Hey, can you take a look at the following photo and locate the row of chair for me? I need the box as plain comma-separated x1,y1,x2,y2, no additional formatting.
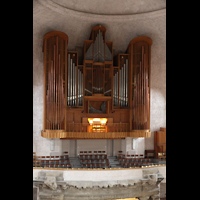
79,151,106,154
81,163,110,168
79,154,107,159
33,162,72,168
33,155,69,160
120,162,153,168
80,159,109,164
118,158,151,163
117,154,144,159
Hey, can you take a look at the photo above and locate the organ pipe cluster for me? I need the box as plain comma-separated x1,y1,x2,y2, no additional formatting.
132,46,149,129
85,29,112,62
93,29,104,62
113,59,128,107
46,37,65,130
67,54,83,106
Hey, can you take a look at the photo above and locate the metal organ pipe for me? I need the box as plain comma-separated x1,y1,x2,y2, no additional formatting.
125,59,128,106
115,59,128,107
132,46,149,130
46,37,65,130
67,54,83,106
67,54,70,106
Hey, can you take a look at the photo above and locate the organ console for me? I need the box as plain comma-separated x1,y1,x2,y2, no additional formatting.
41,25,152,139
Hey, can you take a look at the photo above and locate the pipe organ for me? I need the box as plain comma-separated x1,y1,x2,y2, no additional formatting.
43,31,68,131
41,26,152,139
67,53,83,106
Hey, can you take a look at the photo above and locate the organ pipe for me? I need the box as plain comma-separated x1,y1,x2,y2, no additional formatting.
46,36,65,130
67,53,83,106
132,46,149,129
116,59,128,107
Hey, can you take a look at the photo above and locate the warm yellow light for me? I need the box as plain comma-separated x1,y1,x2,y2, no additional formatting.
100,118,107,125
93,118,100,121
88,118,107,125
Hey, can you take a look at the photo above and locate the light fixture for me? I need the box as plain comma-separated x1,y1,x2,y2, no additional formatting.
88,118,107,125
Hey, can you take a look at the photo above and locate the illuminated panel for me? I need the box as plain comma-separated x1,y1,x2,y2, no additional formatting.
87,118,108,132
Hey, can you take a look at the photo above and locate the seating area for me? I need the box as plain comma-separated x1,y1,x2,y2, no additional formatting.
117,158,152,168
78,151,110,168
33,152,72,168
116,151,153,168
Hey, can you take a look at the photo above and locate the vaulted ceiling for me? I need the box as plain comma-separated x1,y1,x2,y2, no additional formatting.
33,0,166,66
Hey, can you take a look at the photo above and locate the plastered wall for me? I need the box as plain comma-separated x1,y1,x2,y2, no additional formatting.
33,1,166,155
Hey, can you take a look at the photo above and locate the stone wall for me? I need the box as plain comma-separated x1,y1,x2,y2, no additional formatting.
33,166,165,200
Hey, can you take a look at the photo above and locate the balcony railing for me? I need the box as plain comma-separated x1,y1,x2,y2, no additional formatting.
66,123,130,132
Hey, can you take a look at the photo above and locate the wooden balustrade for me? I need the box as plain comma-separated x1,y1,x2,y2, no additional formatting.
41,123,151,139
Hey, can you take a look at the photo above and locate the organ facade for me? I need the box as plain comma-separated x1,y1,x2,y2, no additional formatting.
41,25,152,139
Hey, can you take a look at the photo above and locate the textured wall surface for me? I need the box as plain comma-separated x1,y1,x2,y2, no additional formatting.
33,0,166,155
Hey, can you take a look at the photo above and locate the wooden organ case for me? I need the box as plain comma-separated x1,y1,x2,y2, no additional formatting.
41,26,152,139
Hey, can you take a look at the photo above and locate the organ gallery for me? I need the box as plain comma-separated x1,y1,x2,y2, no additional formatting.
41,25,152,139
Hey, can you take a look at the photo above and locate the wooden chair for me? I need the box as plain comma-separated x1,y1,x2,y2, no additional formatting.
82,164,87,168
102,151,106,154
145,158,150,162
85,155,88,159
92,163,96,168
105,159,109,163
83,151,87,154
46,156,50,160
63,155,68,159
126,155,131,158
127,163,131,168
96,163,100,168
89,155,93,159
131,154,135,158
55,160,59,165
134,162,139,167
117,154,122,159
99,155,103,159
87,159,91,163
139,154,144,158
67,164,72,168
94,155,98,159
88,151,92,154
49,164,54,168
94,151,98,154
63,151,68,154
59,159,65,164
105,163,110,168
41,160,45,167
121,162,125,168
118,151,123,154
54,164,59,168
50,156,55,160
98,151,101,154
55,156,60,159
49,160,55,165
101,163,105,168
135,154,138,158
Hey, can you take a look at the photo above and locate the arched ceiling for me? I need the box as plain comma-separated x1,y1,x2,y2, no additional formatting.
33,0,166,66
49,0,166,15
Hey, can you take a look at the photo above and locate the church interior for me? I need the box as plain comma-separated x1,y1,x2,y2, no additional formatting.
33,0,166,199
